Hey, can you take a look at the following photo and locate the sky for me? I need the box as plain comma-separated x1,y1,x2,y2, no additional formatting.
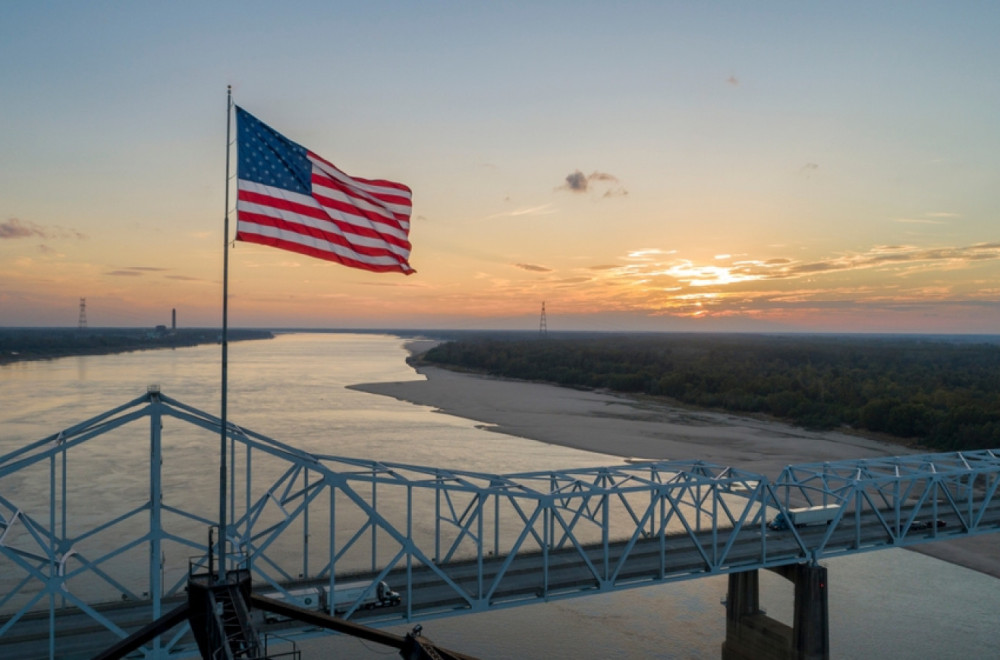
1,2,998,333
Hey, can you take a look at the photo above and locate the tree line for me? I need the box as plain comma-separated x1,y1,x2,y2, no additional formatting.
0,327,273,364
421,333,1000,452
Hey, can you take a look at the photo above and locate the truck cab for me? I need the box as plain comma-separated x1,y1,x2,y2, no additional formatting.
768,504,840,531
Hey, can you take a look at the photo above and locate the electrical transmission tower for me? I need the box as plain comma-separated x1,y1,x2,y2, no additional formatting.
539,301,547,337
78,298,87,330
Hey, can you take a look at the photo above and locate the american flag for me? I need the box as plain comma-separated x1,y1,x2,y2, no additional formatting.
235,106,414,274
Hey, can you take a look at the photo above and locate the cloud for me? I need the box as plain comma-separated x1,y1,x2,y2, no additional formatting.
774,243,1000,278
483,204,556,220
1,218,39,239
514,263,553,273
106,266,170,277
626,249,677,261
563,170,588,192
559,170,628,197
894,211,959,225
554,276,592,286
618,243,1000,289
0,218,86,240
504,240,1000,330
895,217,947,225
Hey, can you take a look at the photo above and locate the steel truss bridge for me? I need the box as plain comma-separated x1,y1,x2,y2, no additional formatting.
2,388,999,658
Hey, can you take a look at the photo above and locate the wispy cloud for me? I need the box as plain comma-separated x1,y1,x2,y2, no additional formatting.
0,218,87,240
895,211,962,225
0,218,41,239
106,266,170,277
483,204,556,220
894,218,948,225
514,263,553,273
615,244,1000,286
799,163,819,177
466,239,1000,331
555,242,1000,320
764,243,1000,279
894,211,958,225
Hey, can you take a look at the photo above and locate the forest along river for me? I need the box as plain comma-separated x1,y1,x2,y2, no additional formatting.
0,333,996,658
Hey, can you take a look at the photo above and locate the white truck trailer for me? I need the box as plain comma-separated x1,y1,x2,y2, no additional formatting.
261,579,400,622
767,504,840,531
328,579,401,614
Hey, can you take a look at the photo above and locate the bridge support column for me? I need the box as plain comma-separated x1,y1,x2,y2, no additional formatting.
721,564,829,660
790,563,828,659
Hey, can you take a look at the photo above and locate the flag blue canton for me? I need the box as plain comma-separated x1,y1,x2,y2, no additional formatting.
236,107,311,195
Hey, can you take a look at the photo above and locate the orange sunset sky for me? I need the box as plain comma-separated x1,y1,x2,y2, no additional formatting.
2,3,998,333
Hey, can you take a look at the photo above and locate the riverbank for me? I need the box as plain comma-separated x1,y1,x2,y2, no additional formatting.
0,327,273,365
350,338,1000,578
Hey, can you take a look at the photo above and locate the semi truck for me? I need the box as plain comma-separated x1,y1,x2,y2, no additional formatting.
767,504,840,531
328,579,401,615
261,579,401,622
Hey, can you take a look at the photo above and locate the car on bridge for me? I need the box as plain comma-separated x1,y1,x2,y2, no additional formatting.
910,519,947,531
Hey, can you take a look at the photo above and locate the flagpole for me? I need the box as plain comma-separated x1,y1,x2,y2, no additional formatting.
219,85,232,581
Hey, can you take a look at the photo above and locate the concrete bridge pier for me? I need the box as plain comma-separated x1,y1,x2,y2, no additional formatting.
721,564,829,660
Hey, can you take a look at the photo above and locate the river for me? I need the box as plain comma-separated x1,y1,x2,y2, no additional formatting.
0,332,996,658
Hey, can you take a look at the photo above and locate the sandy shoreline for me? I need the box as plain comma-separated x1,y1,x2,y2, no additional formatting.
349,339,1000,578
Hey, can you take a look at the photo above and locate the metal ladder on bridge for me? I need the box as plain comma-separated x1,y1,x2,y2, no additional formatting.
209,580,262,660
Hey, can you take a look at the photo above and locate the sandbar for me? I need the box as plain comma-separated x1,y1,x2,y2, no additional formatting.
350,339,1000,578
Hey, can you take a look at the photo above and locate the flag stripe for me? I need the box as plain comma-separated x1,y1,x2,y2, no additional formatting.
237,202,411,261
307,168,411,231
310,169,411,227
234,106,414,274
238,181,412,252
237,213,407,263
308,152,412,213
237,226,412,272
